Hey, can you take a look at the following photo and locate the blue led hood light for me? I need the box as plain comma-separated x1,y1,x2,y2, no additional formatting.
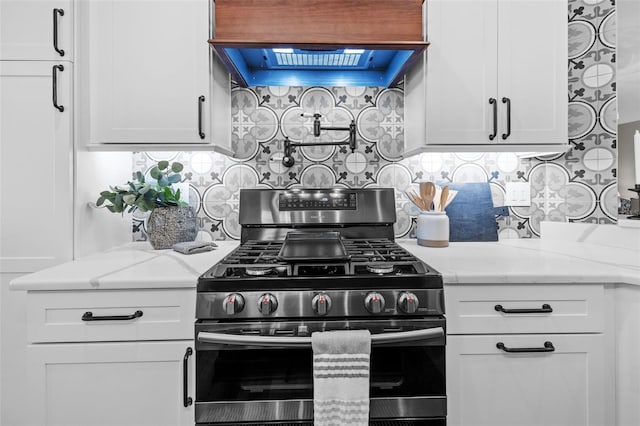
209,42,428,87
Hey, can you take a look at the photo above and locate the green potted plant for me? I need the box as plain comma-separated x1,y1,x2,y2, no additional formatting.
96,161,197,249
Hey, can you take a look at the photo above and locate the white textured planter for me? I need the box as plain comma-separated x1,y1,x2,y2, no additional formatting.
147,206,197,249
416,211,449,247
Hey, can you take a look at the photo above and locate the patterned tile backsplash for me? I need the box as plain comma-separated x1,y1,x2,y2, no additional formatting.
133,0,617,242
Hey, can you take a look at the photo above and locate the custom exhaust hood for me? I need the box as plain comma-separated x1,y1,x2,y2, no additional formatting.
209,0,428,87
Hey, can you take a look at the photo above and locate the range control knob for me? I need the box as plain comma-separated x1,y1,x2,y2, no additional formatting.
223,293,245,315
364,292,386,314
397,292,420,314
311,293,332,316
257,293,278,315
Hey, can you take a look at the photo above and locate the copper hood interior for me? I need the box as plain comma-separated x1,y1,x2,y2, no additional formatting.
209,0,428,87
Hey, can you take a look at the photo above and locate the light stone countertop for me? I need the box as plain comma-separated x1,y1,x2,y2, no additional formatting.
9,241,239,291
398,238,640,285
10,223,640,291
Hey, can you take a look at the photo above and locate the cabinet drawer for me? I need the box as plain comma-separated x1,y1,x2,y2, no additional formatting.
446,333,606,426
27,289,195,343
445,284,604,334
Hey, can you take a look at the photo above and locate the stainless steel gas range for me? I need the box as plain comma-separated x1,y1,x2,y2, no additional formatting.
194,188,446,426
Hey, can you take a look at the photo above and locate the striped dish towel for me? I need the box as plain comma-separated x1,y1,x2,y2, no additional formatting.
311,329,371,426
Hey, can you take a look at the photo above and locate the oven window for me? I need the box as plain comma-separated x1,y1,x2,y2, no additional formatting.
196,346,445,402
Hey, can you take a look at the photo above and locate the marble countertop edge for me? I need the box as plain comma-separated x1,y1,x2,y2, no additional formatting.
9,237,639,291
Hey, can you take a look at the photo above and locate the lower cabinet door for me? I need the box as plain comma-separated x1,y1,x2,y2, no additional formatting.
447,334,606,426
27,341,194,426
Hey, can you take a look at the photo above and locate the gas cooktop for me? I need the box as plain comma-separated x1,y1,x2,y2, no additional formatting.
197,238,442,292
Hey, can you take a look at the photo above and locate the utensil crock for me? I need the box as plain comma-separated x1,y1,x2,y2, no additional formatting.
416,211,449,247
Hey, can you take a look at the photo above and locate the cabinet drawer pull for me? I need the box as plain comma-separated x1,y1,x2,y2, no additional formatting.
53,8,65,56
52,64,64,112
198,95,205,139
494,303,552,314
501,97,511,140
81,310,143,321
183,347,193,407
497,341,555,353
489,98,497,140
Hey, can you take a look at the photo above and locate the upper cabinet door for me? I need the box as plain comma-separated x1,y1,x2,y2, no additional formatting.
82,0,211,144
497,0,568,144
404,0,568,152
0,61,73,273
0,0,74,61
424,0,499,145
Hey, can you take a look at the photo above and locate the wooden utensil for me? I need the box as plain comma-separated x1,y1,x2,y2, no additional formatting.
419,182,427,200
439,186,449,212
420,182,436,211
405,190,426,211
433,186,441,211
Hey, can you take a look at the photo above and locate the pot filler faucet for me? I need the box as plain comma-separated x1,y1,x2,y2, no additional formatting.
282,113,357,167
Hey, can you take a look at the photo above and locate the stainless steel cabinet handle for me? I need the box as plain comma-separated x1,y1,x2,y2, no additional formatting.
502,97,511,140
489,98,497,140
52,65,64,112
53,8,65,56
198,95,205,139
183,347,193,407
497,341,555,353
197,327,445,348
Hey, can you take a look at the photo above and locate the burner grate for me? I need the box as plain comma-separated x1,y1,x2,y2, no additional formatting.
343,239,418,264
210,238,427,280
223,241,285,265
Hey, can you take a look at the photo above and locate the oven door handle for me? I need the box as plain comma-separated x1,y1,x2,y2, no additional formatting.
197,327,445,347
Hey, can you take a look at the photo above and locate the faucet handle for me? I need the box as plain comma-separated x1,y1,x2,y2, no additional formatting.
282,137,295,167
349,120,357,152
299,113,322,136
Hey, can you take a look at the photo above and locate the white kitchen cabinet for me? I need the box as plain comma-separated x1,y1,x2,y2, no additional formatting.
0,0,74,61
496,0,567,145
445,284,605,334
447,334,605,426
0,273,29,426
613,285,640,426
0,61,73,273
27,289,195,343
445,283,609,426
76,0,233,152
27,341,195,426
404,0,568,154
24,288,196,426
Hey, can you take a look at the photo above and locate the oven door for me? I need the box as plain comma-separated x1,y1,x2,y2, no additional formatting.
194,318,446,425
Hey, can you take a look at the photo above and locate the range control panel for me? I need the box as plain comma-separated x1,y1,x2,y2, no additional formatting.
278,190,357,211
